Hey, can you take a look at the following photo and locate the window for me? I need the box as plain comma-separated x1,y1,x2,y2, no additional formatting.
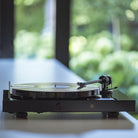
14,0,55,59
70,0,138,114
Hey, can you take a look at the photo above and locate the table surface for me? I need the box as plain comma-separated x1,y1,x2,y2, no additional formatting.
0,59,138,137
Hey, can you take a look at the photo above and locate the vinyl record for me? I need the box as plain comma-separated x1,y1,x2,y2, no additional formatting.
11,82,100,99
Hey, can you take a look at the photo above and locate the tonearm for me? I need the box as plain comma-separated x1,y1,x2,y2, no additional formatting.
77,75,117,98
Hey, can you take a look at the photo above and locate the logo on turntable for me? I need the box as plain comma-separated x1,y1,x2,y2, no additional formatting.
90,104,94,109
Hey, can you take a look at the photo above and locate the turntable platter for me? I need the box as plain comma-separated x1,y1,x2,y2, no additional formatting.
11,83,100,99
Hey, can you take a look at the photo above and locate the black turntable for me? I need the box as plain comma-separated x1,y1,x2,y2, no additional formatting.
2,75,135,118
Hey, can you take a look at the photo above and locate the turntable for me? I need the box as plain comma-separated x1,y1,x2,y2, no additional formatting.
2,75,135,119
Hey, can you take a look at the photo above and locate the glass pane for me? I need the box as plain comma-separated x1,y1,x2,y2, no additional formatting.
70,0,138,116
14,0,55,59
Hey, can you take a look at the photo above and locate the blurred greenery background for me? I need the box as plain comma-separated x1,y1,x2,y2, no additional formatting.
14,0,138,118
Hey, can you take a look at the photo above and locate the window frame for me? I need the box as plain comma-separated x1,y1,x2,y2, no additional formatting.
0,0,70,67
0,0,14,58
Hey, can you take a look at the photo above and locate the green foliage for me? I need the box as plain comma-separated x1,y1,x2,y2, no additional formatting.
14,0,54,59
90,31,114,56
128,85,138,98
99,51,136,87
71,0,138,51
14,30,54,59
131,113,138,119
70,52,102,80
69,36,87,56
69,31,138,100
120,34,133,51
69,34,138,88
14,0,45,33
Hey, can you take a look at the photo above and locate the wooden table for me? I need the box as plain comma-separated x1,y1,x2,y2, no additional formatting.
0,59,138,137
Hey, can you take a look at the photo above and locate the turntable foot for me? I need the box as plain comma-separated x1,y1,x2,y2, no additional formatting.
16,112,28,119
102,112,108,118
102,112,119,119
108,112,119,118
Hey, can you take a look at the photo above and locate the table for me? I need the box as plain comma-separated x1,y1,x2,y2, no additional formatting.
0,59,138,137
